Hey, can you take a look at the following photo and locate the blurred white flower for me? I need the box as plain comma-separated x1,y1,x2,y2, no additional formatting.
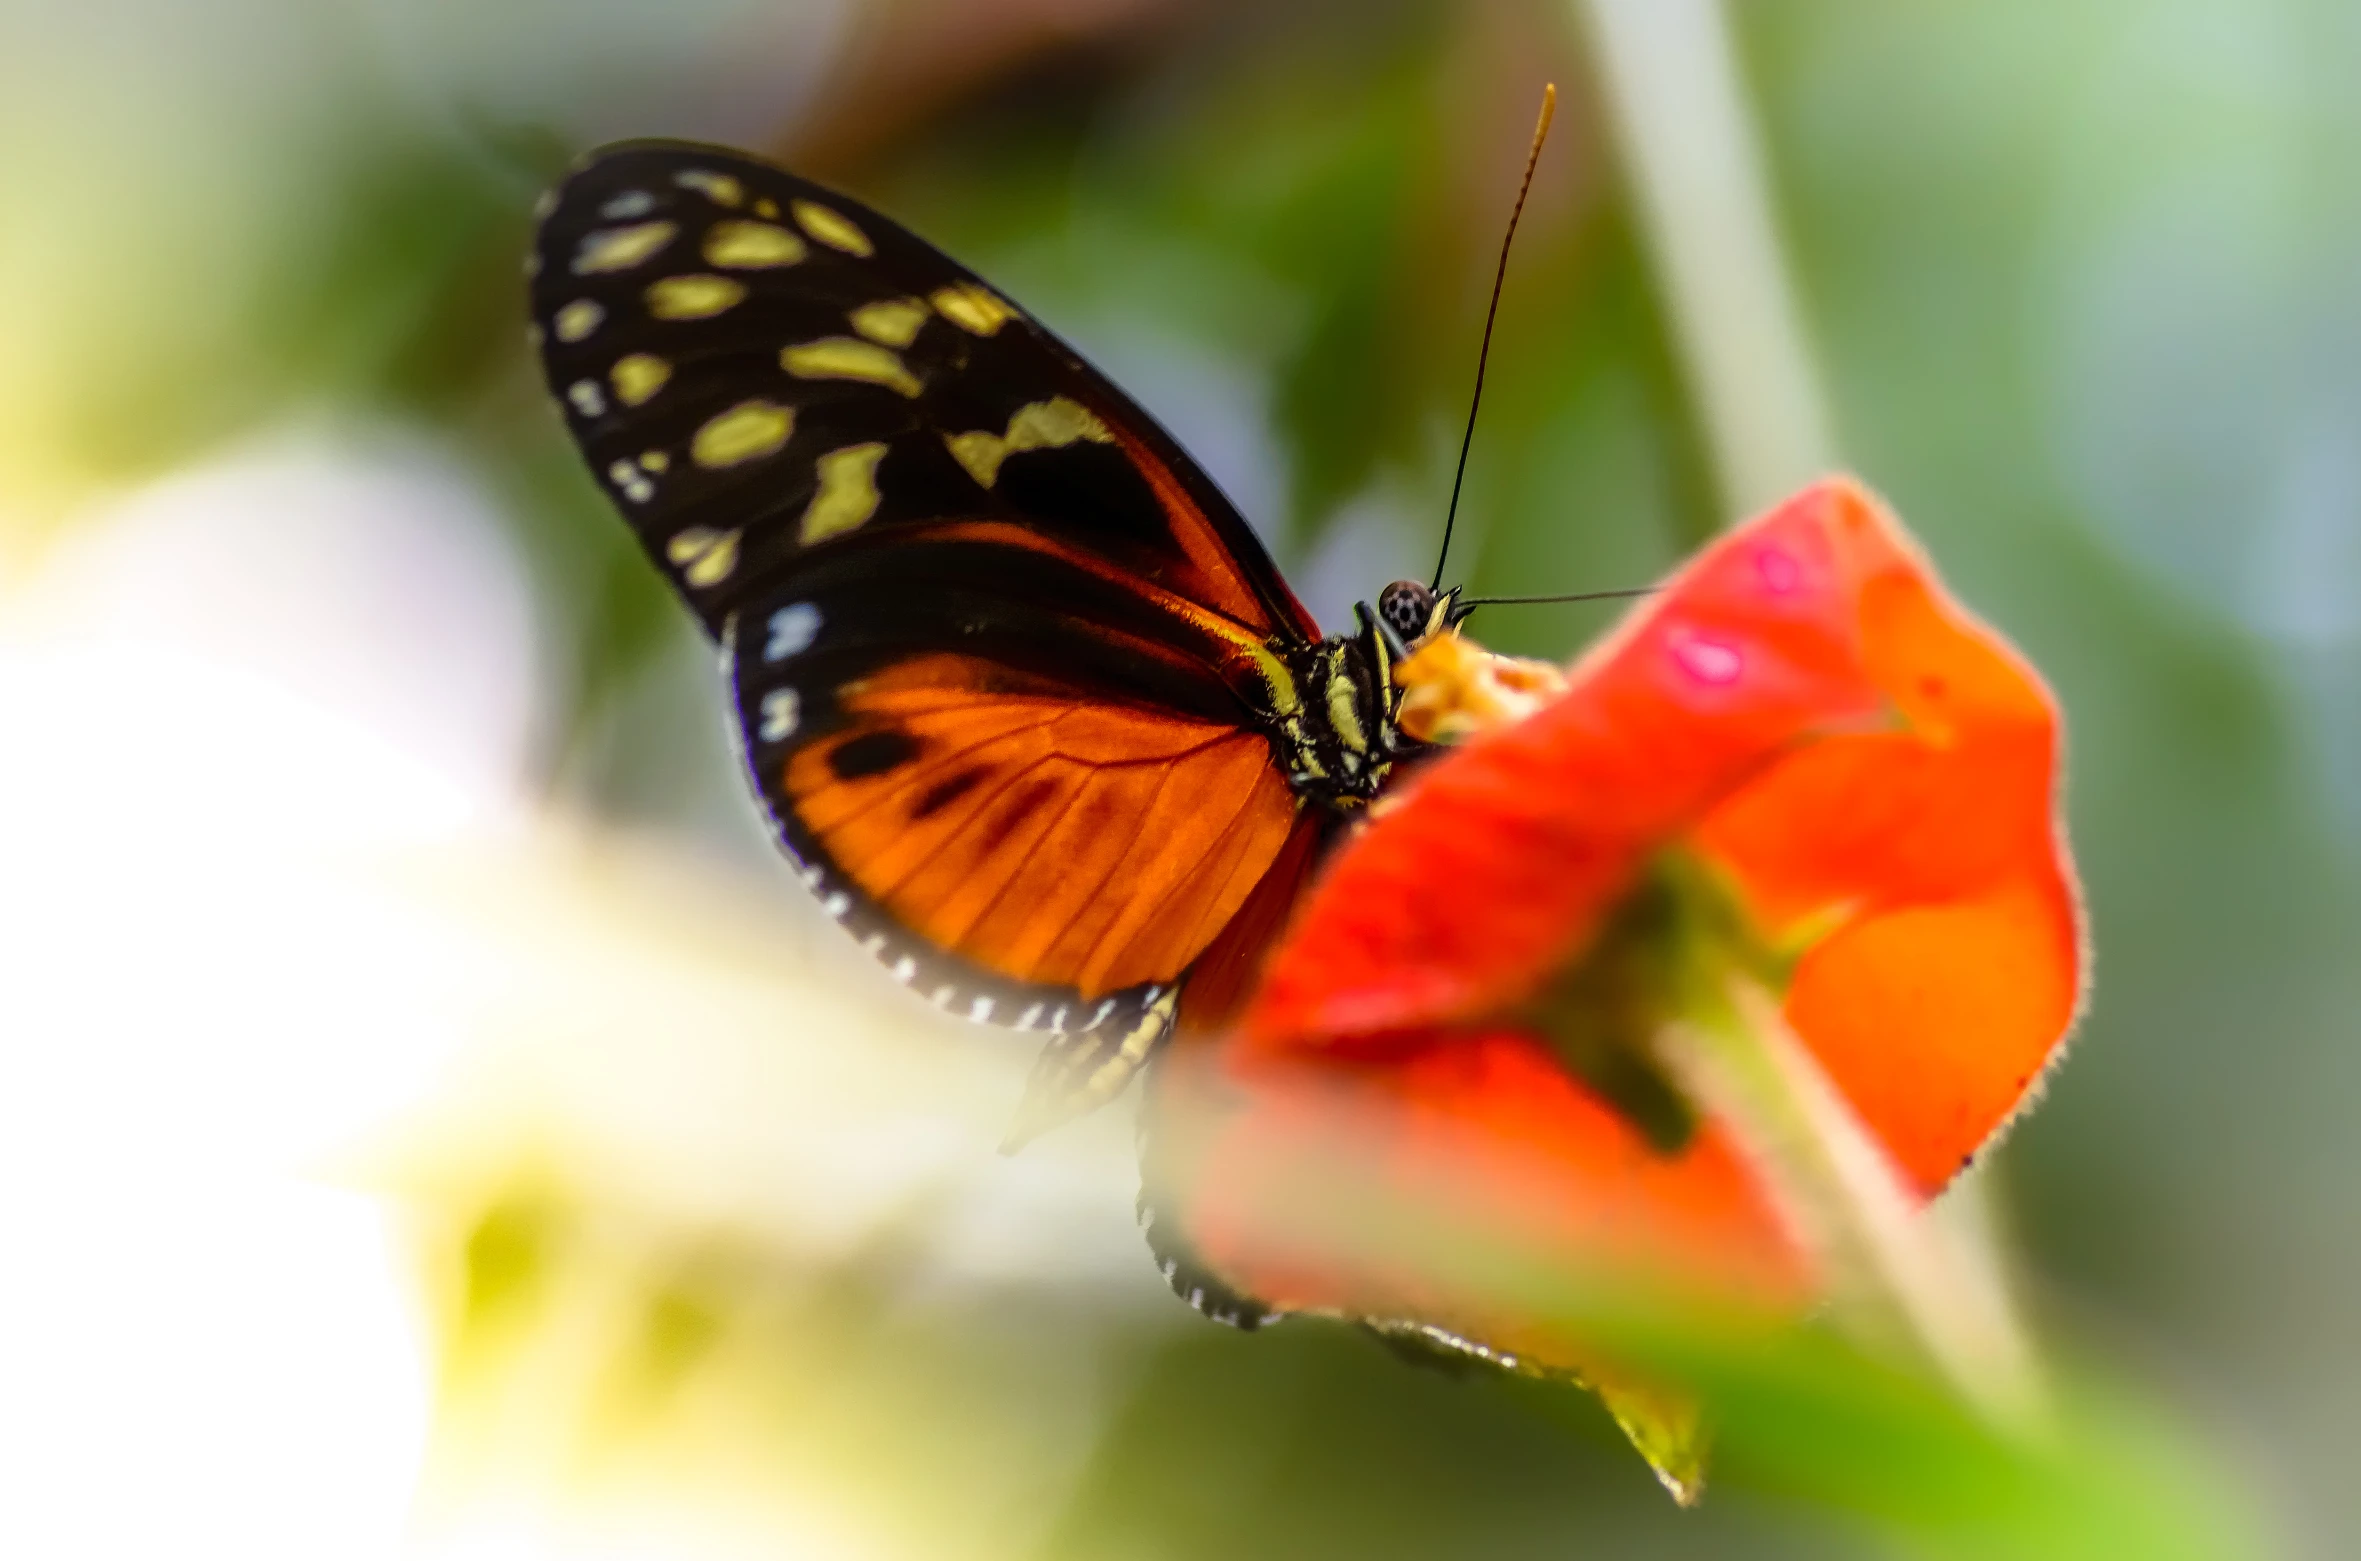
0,426,1160,1561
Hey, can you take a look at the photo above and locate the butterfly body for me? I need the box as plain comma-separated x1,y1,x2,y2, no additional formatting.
529,141,1420,1132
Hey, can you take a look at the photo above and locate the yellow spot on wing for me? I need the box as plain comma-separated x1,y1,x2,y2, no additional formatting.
781,337,923,398
930,282,1015,336
685,535,739,586
705,220,806,269
554,299,604,342
942,395,1114,487
611,353,672,406
574,221,678,274
849,298,929,347
692,400,795,468
799,442,890,545
674,169,744,207
640,449,670,472
667,528,719,564
754,197,780,219
1010,396,1113,449
668,527,742,587
646,273,747,319
792,199,872,256
944,432,1004,488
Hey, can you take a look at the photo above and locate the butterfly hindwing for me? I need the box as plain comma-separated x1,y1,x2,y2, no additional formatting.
728,591,1303,1000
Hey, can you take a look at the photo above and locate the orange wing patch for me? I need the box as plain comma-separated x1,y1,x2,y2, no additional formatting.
1102,421,1323,642
786,656,1303,999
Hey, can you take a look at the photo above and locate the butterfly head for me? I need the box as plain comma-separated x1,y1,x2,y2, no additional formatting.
1373,580,1476,654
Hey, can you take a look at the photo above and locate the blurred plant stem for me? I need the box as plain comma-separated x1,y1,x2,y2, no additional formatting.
1658,977,2047,1431
1572,0,1835,515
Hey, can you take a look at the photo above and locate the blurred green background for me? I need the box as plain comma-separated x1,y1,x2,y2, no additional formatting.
3,0,2356,1556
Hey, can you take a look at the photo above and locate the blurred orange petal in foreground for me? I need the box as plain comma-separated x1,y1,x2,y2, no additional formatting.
1143,477,2083,1418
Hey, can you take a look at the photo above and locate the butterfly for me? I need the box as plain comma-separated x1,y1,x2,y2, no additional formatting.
527,141,1460,1144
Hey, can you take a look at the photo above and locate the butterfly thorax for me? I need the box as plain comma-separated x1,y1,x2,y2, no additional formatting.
1266,617,1404,810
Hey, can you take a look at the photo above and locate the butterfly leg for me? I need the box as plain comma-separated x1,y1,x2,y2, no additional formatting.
999,986,1178,1151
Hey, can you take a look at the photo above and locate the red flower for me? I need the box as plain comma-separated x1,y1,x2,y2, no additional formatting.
1142,477,2083,1379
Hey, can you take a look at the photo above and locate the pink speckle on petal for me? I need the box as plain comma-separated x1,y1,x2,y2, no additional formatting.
1672,634,1743,687
1755,547,1802,595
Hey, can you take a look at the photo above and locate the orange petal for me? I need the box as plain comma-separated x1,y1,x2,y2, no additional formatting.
1148,1025,1810,1344
1692,481,2083,1191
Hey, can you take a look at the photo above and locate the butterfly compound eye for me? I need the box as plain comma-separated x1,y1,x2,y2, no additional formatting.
1378,580,1437,643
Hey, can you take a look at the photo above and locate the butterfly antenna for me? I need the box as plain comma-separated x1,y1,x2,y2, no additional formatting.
1448,584,1657,626
1432,81,1558,593
1457,586,1656,608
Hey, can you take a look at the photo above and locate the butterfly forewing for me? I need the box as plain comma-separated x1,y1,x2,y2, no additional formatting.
528,141,1315,642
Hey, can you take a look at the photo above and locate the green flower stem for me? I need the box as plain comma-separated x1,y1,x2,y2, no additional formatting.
1655,972,2049,1432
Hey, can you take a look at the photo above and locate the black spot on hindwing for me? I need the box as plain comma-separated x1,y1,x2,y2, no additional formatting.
911,769,985,819
973,777,1062,856
830,729,920,780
